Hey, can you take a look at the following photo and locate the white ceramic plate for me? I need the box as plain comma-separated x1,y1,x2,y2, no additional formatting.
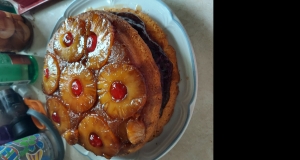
51,0,198,159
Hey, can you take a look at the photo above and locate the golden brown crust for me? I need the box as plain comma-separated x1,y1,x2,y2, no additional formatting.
106,8,180,139
154,46,180,137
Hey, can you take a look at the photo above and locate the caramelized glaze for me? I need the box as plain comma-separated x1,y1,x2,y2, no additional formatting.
43,9,178,158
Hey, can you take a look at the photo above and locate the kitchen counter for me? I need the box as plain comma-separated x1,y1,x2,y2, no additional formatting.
25,0,213,159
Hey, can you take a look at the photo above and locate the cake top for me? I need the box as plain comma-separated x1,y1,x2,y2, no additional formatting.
42,9,179,159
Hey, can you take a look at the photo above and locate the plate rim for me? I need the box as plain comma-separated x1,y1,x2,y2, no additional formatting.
147,1,198,159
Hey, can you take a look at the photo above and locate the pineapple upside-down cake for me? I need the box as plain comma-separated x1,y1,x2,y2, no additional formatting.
42,9,179,159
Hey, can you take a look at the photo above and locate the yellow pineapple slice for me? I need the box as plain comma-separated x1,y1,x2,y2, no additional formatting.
117,118,145,145
126,119,146,144
78,114,120,159
85,13,115,69
47,97,71,134
97,63,147,119
53,17,86,62
42,53,60,94
59,62,96,113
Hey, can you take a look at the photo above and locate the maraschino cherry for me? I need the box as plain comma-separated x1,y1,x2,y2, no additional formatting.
89,132,103,147
110,81,127,101
71,79,83,96
63,32,73,47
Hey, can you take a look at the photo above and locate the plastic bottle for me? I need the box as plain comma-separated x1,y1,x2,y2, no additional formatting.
0,88,28,117
1,99,65,159
10,84,32,98
0,53,38,86
0,100,13,127
0,88,39,145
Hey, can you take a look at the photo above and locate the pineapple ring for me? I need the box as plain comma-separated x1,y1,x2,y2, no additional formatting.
47,97,71,134
42,53,60,94
78,114,120,159
59,62,96,113
85,13,115,69
97,63,147,119
117,118,146,145
126,119,146,145
53,17,86,62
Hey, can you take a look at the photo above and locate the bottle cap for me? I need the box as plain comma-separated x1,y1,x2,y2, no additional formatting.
24,98,46,130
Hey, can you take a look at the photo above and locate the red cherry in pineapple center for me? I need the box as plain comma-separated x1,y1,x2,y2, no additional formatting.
44,68,49,79
110,81,127,101
89,132,103,147
71,79,83,96
52,112,60,123
63,32,73,47
87,32,97,52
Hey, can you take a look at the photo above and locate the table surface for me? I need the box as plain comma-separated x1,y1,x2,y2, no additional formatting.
24,0,213,159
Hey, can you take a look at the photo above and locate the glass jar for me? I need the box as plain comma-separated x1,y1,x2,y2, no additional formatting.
0,10,33,52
